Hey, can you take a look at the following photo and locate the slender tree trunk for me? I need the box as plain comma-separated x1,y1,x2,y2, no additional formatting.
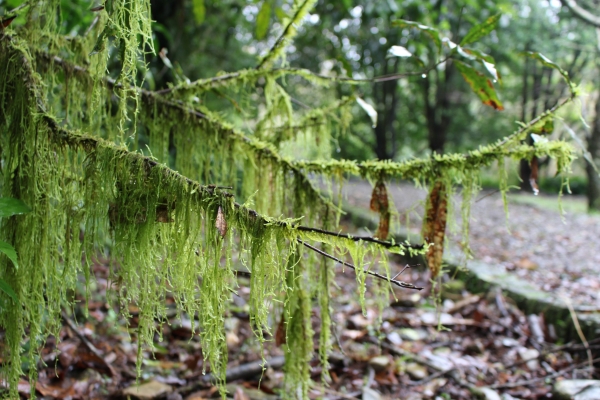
424,64,453,154
374,58,400,160
586,86,600,211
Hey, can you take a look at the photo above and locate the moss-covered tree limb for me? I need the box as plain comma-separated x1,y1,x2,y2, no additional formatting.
294,136,576,182
42,113,422,252
34,49,339,215
257,0,318,70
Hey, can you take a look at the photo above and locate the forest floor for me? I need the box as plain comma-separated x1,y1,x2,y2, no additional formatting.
7,180,600,400
339,179,600,309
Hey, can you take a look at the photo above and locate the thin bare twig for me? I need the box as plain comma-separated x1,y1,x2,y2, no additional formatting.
296,225,423,250
298,239,423,290
177,356,286,395
562,293,594,370
83,15,100,37
61,311,117,376
502,338,600,370
488,357,600,390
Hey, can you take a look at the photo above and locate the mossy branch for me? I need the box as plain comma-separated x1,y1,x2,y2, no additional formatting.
294,132,576,181
257,0,318,70
154,57,452,96
34,50,338,214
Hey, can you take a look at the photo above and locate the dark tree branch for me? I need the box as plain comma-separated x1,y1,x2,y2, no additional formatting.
32,48,426,253
298,239,423,290
561,0,600,28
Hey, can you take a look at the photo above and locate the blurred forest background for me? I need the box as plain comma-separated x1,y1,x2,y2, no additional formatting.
5,0,597,204
42,0,600,207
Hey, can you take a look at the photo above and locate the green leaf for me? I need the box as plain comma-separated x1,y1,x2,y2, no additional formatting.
392,20,442,53
460,13,501,46
0,241,18,269
455,60,504,111
0,278,18,303
192,0,206,25
460,48,500,83
523,52,574,95
387,45,412,58
387,45,425,67
89,24,115,56
357,97,378,128
0,198,31,218
256,1,272,40
274,6,286,21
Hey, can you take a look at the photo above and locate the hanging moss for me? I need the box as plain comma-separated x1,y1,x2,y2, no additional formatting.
0,2,579,399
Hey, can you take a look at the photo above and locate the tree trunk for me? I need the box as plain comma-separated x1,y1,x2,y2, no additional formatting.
424,64,453,154
586,88,600,211
520,59,545,192
374,59,400,160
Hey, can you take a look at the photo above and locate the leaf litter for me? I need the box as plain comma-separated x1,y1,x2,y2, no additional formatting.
5,180,600,399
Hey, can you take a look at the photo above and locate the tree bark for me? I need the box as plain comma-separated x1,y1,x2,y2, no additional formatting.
374,58,400,160
586,86,600,211
424,63,453,155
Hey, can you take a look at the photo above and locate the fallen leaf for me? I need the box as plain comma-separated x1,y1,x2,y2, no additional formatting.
234,387,250,400
342,329,365,340
515,258,538,270
123,380,173,399
362,386,382,400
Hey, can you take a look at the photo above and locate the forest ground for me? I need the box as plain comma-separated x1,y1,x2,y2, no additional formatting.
7,180,600,400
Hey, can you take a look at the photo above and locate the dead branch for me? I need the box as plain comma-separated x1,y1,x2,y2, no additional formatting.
298,239,423,290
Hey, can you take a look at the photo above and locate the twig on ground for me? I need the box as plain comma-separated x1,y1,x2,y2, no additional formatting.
311,385,362,400
61,311,117,377
488,357,600,389
503,337,600,370
562,293,594,369
177,356,286,395
407,368,452,387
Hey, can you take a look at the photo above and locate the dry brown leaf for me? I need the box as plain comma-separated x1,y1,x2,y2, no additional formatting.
370,180,391,239
156,204,172,223
376,212,390,240
370,180,389,212
122,380,173,399
0,15,16,29
529,156,539,195
275,314,286,346
215,206,227,238
234,387,251,400
423,180,448,278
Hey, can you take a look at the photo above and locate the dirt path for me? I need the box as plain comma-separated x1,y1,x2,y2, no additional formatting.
341,179,600,308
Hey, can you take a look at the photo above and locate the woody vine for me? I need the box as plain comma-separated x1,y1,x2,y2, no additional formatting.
0,1,577,399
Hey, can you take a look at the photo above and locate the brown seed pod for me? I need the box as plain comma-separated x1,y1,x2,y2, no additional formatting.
370,180,390,239
423,180,448,278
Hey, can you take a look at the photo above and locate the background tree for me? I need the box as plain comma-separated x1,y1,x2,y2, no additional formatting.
559,0,600,210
